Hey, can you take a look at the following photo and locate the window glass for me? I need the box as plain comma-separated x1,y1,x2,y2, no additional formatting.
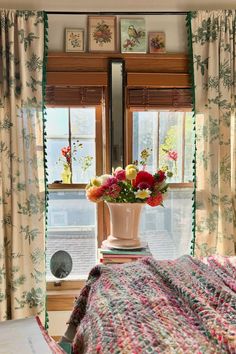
132,110,194,259
133,111,194,183
140,188,193,259
46,107,96,184
46,190,97,281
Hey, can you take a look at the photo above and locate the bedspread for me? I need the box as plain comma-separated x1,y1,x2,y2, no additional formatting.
69,255,236,353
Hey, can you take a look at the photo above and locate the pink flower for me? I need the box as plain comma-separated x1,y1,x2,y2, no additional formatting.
104,177,118,187
114,169,126,181
106,184,121,198
168,150,178,161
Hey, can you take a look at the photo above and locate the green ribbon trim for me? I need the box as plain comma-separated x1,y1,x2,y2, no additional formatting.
42,10,49,330
186,12,197,256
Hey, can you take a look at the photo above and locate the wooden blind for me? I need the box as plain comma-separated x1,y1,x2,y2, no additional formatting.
127,88,192,109
46,86,104,106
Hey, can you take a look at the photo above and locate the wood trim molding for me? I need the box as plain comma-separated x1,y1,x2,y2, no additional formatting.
127,73,190,88
47,72,107,86
47,290,79,311
47,52,189,74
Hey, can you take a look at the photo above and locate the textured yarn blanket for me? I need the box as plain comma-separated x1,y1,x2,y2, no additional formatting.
69,255,236,353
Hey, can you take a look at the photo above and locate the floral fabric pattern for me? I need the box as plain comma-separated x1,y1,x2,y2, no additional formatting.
0,9,47,320
189,10,236,256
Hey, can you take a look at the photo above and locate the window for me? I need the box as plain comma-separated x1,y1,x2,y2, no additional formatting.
127,109,194,260
46,105,103,281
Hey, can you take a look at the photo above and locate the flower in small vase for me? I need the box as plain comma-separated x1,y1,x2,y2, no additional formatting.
58,140,93,184
168,150,178,161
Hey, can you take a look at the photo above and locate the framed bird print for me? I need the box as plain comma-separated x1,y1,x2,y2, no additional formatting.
88,16,117,52
120,18,146,53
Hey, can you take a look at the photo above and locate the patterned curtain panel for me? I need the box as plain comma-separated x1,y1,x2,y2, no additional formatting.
187,10,236,256
0,10,48,320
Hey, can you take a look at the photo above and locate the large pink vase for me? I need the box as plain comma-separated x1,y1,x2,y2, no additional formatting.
103,202,144,248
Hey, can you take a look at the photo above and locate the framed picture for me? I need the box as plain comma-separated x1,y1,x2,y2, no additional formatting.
88,16,117,52
120,18,146,53
148,32,166,53
65,28,85,52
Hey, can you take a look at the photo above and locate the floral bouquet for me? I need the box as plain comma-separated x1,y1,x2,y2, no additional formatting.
86,149,175,207
58,141,93,183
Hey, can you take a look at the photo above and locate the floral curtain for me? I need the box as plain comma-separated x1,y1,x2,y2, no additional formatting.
187,10,236,256
0,9,48,320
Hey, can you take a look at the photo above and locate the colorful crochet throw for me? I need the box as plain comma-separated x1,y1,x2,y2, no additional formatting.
69,255,236,353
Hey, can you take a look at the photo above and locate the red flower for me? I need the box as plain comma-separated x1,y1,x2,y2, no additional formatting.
147,193,163,207
61,146,71,157
133,171,155,189
155,170,166,183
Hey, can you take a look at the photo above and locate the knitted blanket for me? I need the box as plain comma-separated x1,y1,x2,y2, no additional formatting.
69,255,236,353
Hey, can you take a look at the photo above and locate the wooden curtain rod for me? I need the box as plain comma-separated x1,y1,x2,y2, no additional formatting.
46,11,188,16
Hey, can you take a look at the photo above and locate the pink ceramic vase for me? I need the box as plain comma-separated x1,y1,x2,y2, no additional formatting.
103,202,144,248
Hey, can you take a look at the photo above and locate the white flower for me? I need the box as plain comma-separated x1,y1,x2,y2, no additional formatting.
134,188,151,200
98,174,112,185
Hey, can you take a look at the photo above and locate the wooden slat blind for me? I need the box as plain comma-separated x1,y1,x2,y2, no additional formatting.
127,88,192,109
46,86,104,106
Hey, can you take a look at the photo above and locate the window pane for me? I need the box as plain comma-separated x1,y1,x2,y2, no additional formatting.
47,139,69,183
46,108,69,137
140,188,193,259
133,112,157,172
70,108,96,136
133,111,193,183
72,138,95,184
159,112,182,183
184,112,194,182
46,190,97,281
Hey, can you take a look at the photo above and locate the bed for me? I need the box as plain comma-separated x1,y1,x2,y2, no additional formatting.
62,255,236,353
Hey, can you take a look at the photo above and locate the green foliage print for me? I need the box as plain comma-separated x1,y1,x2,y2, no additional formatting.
26,54,43,72
15,288,44,310
20,226,41,244
18,30,39,51
17,194,45,216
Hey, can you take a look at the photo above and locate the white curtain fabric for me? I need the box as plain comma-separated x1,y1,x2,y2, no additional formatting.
190,10,236,256
0,9,47,320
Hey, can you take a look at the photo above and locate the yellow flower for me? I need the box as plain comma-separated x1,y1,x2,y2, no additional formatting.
134,189,151,199
91,178,101,187
125,164,138,180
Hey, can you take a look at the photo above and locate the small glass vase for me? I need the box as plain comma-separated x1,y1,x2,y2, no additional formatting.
61,165,71,184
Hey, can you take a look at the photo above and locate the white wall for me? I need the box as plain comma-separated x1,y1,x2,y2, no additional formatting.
1,1,236,52
48,14,187,52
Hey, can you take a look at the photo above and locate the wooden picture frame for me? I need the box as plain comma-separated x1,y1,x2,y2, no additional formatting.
88,16,117,52
65,28,85,52
148,32,166,53
120,18,146,53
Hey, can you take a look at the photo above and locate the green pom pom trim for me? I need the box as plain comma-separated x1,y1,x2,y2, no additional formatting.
186,12,197,256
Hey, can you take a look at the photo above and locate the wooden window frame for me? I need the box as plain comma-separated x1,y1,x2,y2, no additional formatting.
46,103,105,291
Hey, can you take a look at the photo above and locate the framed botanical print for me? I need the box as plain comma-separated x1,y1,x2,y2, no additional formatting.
120,18,146,53
148,32,166,53
88,16,117,52
65,28,85,52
